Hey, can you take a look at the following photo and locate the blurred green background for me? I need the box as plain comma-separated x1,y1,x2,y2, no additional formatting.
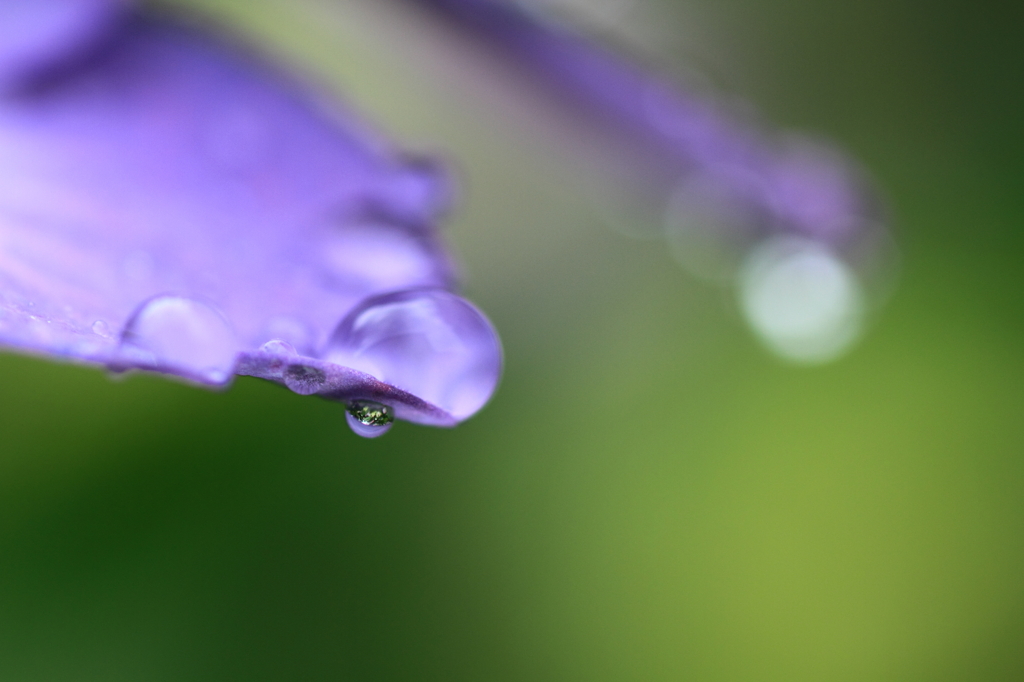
1,0,1022,679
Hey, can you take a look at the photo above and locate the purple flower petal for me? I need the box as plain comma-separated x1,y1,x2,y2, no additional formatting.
0,8,502,431
0,0,129,90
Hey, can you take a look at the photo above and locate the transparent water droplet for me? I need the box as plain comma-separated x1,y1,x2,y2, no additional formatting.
391,157,454,221
91,320,111,337
262,316,313,355
739,237,863,364
283,363,326,395
345,400,394,438
119,296,238,384
325,289,502,420
260,339,297,355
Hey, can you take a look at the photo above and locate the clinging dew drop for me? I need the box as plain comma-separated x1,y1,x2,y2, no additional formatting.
118,295,239,384
379,157,454,226
346,400,394,438
283,363,326,395
259,339,297,355
325,288,502,420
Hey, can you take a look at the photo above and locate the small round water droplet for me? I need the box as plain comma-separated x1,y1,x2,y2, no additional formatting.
91,320,111,337
345,400,394,438
283,363,326,395
119,296,238,384
262,316,313,355
260,339,297,355
389,157,455,222
325,289,502,420
739,237,863,364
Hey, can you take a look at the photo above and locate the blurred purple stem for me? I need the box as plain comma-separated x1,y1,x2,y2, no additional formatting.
401,0,883,250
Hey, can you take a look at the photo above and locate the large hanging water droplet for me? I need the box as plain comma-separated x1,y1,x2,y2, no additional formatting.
345,400,394,438
325,289,502,420
119,295,238,384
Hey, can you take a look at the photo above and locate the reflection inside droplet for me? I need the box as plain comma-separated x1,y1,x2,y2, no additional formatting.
739,237,863,364
325,289,502,420
283,363,326,395
119,295,238,383
346,400,394,438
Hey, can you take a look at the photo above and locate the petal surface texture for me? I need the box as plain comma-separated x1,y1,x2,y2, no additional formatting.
0,10,500,426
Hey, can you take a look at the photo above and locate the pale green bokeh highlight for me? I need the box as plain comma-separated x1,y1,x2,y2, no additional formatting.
0,1,1021,680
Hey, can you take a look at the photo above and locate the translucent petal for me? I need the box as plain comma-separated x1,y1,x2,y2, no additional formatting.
0,9,499,426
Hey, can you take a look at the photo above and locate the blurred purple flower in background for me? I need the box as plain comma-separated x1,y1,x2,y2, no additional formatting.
0,0,891,436
406,0,894,362
407,0,882,239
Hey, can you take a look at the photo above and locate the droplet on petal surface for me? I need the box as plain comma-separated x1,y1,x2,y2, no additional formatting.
325,289,502,420
261,317,313,356
118,295,239,384
376,157,456,227
259,339,297,356
345,399,394,439
283,363,327,395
